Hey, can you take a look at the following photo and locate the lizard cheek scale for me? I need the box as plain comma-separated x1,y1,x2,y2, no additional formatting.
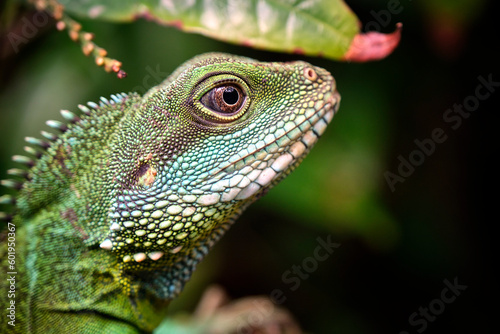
1,53,340,332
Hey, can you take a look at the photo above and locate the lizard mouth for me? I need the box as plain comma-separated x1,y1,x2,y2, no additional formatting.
200,89,340,202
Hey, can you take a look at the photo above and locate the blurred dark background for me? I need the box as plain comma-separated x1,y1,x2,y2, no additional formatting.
0,0,496,333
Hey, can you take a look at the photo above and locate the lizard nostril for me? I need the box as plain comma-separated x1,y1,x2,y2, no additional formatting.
303,67,318,81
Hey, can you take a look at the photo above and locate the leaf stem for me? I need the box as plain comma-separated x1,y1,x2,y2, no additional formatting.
30,0,127,78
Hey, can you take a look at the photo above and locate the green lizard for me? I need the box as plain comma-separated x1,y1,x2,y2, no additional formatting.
0,53,339,333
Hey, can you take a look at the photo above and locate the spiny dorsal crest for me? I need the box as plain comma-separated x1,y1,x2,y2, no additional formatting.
0,93,130,221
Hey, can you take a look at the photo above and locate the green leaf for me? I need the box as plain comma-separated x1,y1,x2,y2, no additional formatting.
61,0,360,60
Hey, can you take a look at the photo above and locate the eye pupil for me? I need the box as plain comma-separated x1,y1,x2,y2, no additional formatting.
222,87,239,105
199,83,247,119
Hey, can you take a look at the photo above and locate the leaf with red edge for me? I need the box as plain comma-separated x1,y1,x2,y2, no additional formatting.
343,23,403,62
60,0,401,62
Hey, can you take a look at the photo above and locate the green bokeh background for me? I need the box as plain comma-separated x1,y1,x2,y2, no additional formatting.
0,0,495,333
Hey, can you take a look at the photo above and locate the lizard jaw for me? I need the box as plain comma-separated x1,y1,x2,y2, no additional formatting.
199,89,341,203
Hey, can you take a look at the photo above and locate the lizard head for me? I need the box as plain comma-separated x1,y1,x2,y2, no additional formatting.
101,53,340,297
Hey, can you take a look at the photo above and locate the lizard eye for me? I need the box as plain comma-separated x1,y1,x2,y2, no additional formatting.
200,85,246,115
193,75,251,125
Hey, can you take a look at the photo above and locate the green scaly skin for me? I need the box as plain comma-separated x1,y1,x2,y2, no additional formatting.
0,53,340,333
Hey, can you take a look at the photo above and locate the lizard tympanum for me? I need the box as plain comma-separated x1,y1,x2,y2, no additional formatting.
0,53,340,333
